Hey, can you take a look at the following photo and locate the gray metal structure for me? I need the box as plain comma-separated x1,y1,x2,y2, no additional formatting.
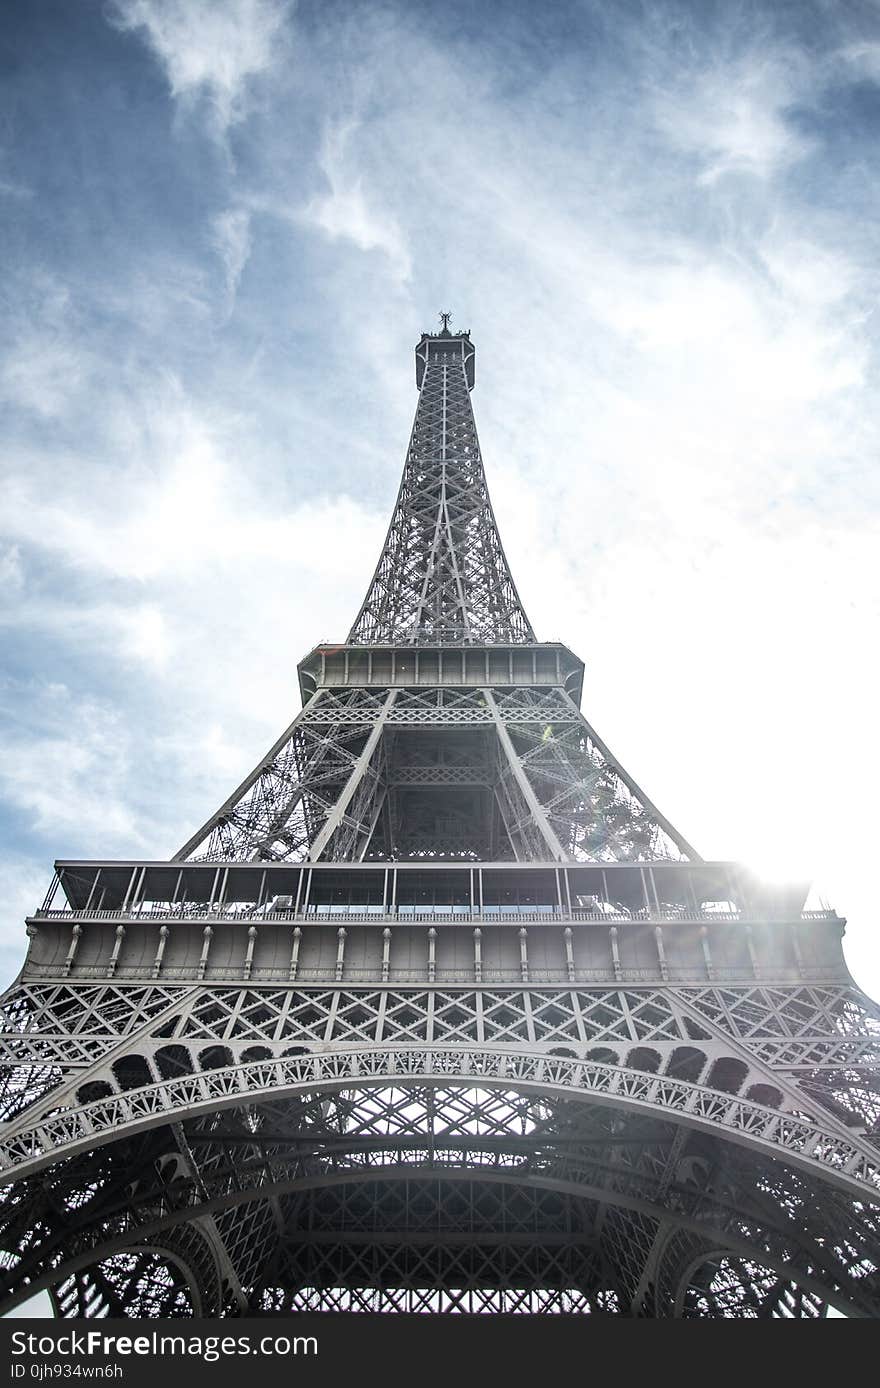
1,323,879,1318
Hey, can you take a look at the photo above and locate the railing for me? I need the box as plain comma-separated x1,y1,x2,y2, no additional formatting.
30,905,840,927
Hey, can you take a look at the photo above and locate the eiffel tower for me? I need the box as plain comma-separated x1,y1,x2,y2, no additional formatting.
2,320,879,1319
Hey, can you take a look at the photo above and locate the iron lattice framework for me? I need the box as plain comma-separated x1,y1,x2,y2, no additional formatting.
1,322,879,1319
348,330,533,646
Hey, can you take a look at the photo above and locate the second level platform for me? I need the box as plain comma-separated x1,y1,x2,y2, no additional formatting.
298,643,584,705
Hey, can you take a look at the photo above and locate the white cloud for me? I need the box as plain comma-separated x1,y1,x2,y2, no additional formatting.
0,374,387,855
211,207,252,302
0,272,90,421
109,0,292,132
302,122,412,281
0,546,24,591
114,604,172,667
0,860,49,991
758,235,860,309
0,338,86,420
0,396,382,589
580,257,866,414
839,41,880,83
0,682,142,846
97,263,215,341
654,55,812,182
0,178,32,201
0,591,172,674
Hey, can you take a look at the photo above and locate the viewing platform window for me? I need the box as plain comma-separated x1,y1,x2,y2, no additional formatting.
37,860,820,926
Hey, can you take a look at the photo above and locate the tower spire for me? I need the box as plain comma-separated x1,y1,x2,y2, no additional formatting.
349,325,535,646
173,325,698,866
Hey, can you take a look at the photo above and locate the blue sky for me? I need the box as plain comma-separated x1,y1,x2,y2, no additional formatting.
2,0,880,996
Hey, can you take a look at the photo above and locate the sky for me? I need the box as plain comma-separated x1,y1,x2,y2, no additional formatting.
1,0,879,1002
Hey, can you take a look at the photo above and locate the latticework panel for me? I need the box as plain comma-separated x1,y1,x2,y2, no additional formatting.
259,1285,613,1313
4,980,880,1147
685,983,880,1139
0,1077,874,1317
55,1251,196,1318
176,684,694,864
349,345,533,647
498,689,690,861
51,1223,223,1319
680,1255,827,1317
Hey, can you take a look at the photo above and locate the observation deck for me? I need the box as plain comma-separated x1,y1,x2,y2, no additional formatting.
23,858,846,990
299,642,584,704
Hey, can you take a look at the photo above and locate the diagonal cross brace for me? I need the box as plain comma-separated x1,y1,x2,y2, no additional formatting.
557,688,701,861
307,690,398,861
484,688,568,862
174,691,326,862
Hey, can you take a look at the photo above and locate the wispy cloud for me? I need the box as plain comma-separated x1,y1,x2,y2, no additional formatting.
0,338,87,420
0,681,142,845
0,860,50,981
108,0,293,133
655,53,813,183
0,272,89,421
211,207,252,303
0,546,24,592
302,122,412,282
0,368,386,860
0,177,32,201
838,41,880,83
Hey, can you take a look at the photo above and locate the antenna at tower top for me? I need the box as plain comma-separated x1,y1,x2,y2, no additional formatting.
439,310,453,332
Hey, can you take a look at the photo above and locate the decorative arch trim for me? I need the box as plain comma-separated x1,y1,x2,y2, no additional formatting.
2,1047,878,1200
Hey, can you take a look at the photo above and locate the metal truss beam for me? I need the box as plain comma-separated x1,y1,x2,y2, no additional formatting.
307,690,397,861
1,1132,874,1317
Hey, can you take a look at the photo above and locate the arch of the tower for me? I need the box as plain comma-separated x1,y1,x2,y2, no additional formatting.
42,1172,834,1319
50,1234,222,1319
2,1057,879,1319
3,1048,879,1194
